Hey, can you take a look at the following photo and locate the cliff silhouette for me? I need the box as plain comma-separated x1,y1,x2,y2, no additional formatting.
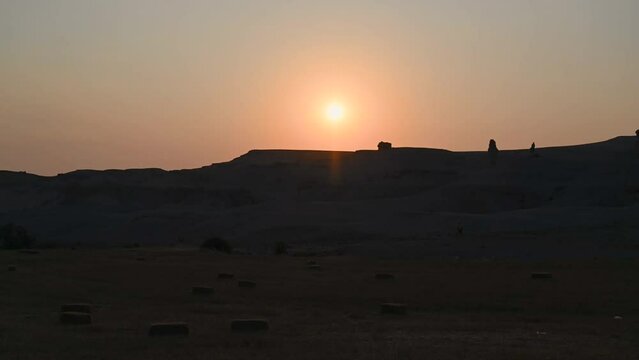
1,136,638,258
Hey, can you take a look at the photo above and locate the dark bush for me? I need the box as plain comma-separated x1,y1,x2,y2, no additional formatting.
0,223,36,250
201,237,232,254
273,241,288,255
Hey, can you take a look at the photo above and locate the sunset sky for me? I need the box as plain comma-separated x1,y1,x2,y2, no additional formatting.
1,0,638,175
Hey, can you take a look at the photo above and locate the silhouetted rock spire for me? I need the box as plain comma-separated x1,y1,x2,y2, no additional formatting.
488,139,498,164
378,141,392,151
488,139,498,153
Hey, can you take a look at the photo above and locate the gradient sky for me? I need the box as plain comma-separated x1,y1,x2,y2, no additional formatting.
1,0,638,175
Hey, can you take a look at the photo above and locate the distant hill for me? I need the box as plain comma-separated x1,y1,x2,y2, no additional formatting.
1,136,638,258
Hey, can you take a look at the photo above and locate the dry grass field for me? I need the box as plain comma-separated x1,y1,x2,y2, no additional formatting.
1,248,638,359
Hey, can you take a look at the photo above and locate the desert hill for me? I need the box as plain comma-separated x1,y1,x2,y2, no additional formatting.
1,136,638,258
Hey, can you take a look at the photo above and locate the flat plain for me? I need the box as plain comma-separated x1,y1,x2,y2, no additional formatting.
1,248,638,359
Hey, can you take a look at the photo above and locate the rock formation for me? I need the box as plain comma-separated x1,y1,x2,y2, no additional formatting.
378,141,392,151
488,139,498,164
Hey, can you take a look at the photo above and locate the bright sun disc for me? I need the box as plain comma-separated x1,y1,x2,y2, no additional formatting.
325,102,345,122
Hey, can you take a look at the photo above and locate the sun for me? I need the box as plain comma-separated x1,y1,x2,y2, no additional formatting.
325,102,345,122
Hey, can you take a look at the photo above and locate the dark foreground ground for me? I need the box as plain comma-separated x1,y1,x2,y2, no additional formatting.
1,248,638,359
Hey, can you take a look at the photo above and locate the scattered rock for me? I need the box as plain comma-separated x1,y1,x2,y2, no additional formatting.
307,264,322,271
61,304,92,314
231,319,269,332
531,272,553,279
19,250,39,255
375,273,395,280
148,322,189,336
192,286,215,295
218,273,234,280
380,303,406,315
60,311,92,325
201,237,232,254
8,265,16,272
238,280,256,288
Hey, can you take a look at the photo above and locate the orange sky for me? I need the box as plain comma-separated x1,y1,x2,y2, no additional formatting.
1,1,638,175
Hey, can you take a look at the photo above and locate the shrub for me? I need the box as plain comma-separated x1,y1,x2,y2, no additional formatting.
201,237,232,253
273,241,288,255
0,223,36,250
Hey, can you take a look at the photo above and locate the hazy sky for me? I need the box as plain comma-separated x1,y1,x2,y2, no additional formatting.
1,0,638,175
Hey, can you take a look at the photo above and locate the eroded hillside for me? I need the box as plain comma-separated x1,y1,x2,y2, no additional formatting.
1,137,638,257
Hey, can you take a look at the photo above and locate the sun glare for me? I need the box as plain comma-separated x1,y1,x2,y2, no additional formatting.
325,102,345,122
